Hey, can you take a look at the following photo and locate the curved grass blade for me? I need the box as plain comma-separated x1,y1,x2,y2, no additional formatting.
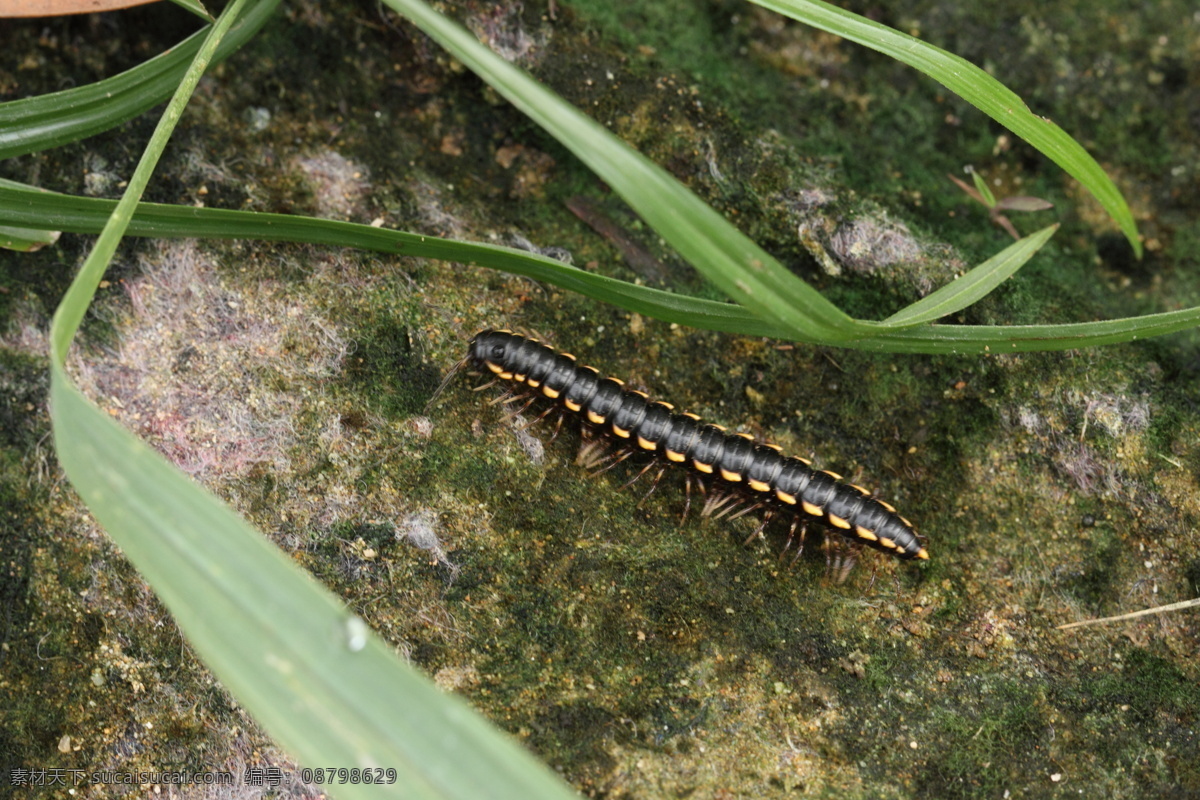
0,179,782,338
382,0,866,345
53,382,582,800
7,180,1197,354
881,224,1058,327
854,305,1200,354
0,0,277,160
751,0,1142,258
43,4,579,798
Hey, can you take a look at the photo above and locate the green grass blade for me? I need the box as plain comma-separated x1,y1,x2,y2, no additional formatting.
49,0,251,358
40,3,578,796
0,223,59,251
854,306,1200,354
750,0,1142,258
383,0,867,344
0,179,779,337
0,0,277,160
5,180,1198,353
167,0,216,22
50,380,581,800
881,224,1057,327
970,170,997,209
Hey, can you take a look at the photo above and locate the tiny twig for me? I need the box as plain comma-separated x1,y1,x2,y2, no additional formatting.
1057,597,1200,630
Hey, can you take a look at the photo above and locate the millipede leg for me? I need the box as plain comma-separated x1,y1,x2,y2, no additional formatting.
712,501,745,520
781,520,808,565
510,399,547,429
621,460,657,490
727,501,764,522
681,474,711,523
702,490,735,518
824,539,862,584
487,390,518,407
547,410,567,443
681,473,694,524
833,544,862,584
575,435,608,470
742,510,773,546
636,466,669,509
599,450,635,474
505,395,539,419
865,559,879,591
583,446,635,475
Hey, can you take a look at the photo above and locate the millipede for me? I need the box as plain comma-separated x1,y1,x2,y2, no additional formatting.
460,328,928,575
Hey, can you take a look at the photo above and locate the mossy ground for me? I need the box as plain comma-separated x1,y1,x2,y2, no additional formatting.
2,0,1199,798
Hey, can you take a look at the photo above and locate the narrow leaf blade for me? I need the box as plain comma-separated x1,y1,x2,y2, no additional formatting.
971,170,997,208
51,375,580,800
0,0,277,159
882,224,1058,327
751,0,1142,257
5,180,1196,354
383,0,868,344
995,196,1055,213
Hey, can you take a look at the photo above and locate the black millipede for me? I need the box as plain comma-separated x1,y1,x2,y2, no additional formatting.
460,328,928,571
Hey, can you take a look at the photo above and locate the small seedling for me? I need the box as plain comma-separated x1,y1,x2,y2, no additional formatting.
949,168,1054,240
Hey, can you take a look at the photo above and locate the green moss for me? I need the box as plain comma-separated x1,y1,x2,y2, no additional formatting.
344,318,443,418
917,683,1049,799
1093,648,1200,725
1063,526,1123,605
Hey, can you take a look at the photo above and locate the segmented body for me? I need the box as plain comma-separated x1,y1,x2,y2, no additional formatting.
467,329,928,563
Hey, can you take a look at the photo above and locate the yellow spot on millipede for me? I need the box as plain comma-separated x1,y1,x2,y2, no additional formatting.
855,526,878,542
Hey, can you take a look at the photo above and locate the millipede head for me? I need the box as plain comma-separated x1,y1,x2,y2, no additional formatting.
468,329,516,371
